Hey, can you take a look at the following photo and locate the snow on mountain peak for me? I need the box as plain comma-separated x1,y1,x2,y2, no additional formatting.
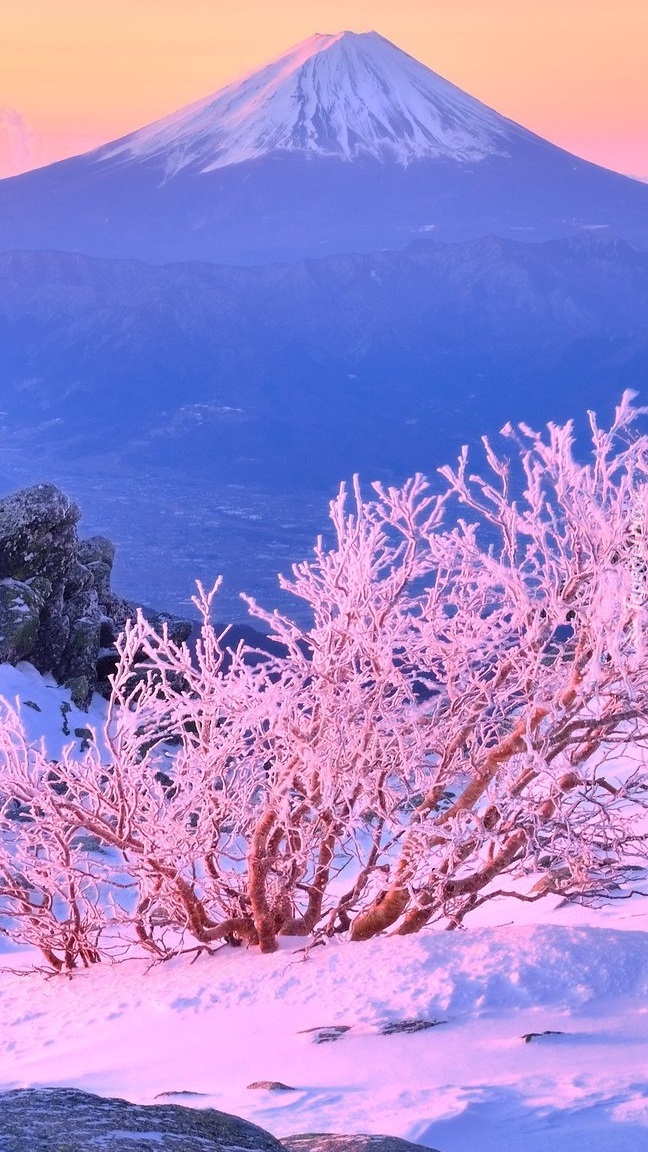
99,30,528,176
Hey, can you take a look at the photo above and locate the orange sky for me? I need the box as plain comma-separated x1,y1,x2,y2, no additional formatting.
1,0,646,179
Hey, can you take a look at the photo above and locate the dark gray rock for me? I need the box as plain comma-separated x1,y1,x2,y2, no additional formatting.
0,483,192,707
0,484,96,704
379,1019,445,1036
247,1082,297,1092
0,1087,285,1152
282,1136,441,1152
0,578,49,663
78,535,116,600
521,1029,565,1043
0,483,79,584
155,1091,210,1100
298,1026,351,1044
78,534,117,569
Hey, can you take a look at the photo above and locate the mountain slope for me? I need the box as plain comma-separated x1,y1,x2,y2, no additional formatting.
96,30,530,173
0,31,647,263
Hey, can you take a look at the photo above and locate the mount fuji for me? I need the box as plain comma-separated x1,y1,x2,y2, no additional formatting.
0,30,647,264
97,30,527,171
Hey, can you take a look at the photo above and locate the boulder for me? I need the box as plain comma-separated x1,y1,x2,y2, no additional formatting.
0,577,50,663
0,1091,444,1152
247,1081,297,1091
298,1025,351,1044
0,483,93,703
0,483,79,584
378,1019,445,1036
282,1137,441,1152
78,534,117,601
0,1087,285,1152
0,483,192,707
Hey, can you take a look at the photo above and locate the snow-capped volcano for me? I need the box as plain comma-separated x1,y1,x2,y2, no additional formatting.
0,29,647,263
99,30,523,174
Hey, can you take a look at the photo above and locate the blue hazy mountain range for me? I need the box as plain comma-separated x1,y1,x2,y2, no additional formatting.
1,234,647,620
1,31,647,621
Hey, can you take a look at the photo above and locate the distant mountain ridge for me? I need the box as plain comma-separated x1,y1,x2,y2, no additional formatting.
2,232,646,480
0,31,647,263
1,232,647,617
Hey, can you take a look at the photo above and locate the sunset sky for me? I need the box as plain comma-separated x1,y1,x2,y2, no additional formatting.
1,0,646,180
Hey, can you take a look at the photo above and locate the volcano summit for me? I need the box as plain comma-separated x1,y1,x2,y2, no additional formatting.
96,30,529,172
0,30,647,263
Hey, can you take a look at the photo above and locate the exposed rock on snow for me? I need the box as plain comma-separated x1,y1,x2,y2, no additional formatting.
0,1088,441,1152
247,1082,297,1092
378,1018,445,1035
0,483,191,706
0,1088,286,1152
298,1025,352,1044
521,1029,566,1043
0,484,98,706
282,1137,440,1152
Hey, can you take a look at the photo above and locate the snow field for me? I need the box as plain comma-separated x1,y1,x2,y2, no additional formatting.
1,662,647,1152
1,924,648,1152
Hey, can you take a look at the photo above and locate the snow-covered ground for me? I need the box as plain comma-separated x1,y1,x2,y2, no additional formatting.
1,662,647,1152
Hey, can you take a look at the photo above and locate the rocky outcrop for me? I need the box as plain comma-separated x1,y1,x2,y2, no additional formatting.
0,1089,442,1152
282,1137,441,1152
0,483,191,707
0,1088,285,1152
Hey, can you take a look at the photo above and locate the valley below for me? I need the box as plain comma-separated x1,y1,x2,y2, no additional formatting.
2,233,647,620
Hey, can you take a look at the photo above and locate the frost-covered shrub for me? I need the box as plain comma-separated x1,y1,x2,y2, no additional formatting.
1,394,648,968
